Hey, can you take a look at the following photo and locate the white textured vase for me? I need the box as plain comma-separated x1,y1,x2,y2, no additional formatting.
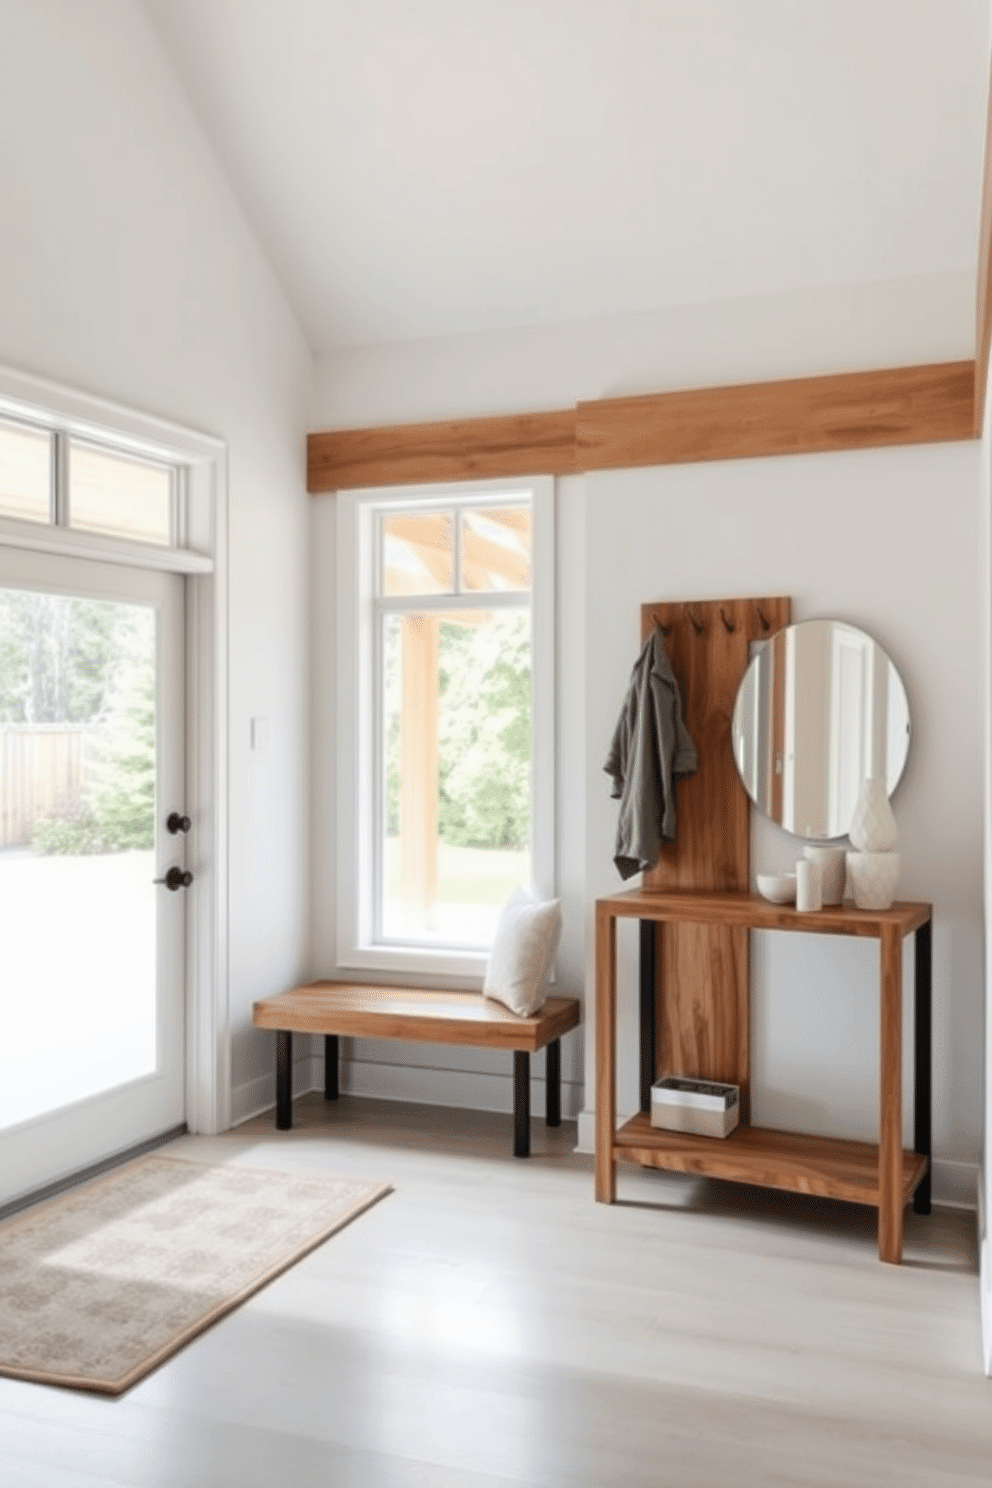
848,776,898,852
846,850,900,910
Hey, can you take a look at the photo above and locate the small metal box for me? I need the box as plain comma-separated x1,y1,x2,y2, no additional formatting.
650,1076,740,1139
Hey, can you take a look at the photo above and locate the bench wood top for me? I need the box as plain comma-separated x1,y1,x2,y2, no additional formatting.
253,980,581,1052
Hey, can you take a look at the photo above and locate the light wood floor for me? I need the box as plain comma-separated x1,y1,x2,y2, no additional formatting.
1,1094,988,1487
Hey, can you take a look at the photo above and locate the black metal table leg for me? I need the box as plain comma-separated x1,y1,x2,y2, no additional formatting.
325,1033,339,1100
514,1050,531,1157
545,1039,561,1127
639,920,657,1112
914,920,932,1215
276,1030,292,1130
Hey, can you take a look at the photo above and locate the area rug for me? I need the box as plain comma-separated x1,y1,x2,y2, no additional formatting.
0,1154,390,1395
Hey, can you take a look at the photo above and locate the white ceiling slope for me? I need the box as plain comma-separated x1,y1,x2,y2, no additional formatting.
142,0,989,354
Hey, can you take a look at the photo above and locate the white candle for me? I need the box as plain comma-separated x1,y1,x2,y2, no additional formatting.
795,857,822,913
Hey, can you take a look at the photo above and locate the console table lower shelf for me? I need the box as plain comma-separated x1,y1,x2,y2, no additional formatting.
612,1113,928,1209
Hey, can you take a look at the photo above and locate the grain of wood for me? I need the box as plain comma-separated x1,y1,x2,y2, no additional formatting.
595,892,933,1262
637,597,789,1120
601,888,932,937
252,982,580,1053
615,1112,927,1207
307,407,576,490
576,360,976,470
878,924,904,1263
594,903,617,1204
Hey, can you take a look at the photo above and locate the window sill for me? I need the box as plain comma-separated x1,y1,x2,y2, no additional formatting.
336,943,489,986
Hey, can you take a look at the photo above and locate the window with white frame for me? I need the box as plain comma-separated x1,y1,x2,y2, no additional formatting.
0,415,183,550
337,478,555,977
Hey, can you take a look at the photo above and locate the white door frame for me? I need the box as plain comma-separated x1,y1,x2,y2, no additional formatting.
0,362,230,1138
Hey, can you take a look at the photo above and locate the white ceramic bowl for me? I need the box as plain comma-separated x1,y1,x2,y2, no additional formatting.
845,851,900,910
756,872,797,905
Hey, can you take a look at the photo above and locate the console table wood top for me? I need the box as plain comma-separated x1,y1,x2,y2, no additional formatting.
596,888,932,937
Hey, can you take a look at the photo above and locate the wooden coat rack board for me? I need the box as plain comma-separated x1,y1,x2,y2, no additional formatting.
639,594,791,1123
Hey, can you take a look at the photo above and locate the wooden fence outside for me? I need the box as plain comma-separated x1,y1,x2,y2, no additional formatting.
0,726,99,849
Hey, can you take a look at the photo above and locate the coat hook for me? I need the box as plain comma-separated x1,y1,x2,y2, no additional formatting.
685,607,704,635
655,619,672,637
719,607,735,634
757,607,771,632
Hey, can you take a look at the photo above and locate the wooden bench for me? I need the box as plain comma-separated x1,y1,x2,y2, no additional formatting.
252,981,581,1157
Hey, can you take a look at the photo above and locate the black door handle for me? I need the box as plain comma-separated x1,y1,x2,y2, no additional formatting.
166,813,192,835
154,867,193,891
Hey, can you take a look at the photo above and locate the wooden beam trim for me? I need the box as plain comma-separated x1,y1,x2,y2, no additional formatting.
575,361,976,472
307,360,976,493
307,408,576,492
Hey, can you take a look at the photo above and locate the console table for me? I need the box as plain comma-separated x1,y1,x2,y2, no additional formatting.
595,889,932,1264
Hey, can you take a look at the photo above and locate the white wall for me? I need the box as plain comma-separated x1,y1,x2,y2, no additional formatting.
584,447,982,1197
314,284,984,1200
0,0,313,1122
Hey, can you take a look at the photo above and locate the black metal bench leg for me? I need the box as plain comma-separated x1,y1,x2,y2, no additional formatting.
914,920,932,1215
514,1050,530,1157
276,1030,292,1130
545,1039,561,1127
325,1034,339,1100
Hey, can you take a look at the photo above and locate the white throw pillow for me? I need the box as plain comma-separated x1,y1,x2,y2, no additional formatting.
483,888,562,1017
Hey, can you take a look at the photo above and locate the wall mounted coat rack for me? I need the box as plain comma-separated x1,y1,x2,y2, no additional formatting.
637,594,791,1121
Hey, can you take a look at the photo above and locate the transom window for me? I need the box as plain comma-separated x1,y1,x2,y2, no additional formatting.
337,478,555,976
0,416,179,548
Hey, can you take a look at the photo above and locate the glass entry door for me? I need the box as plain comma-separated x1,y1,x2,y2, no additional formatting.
0,547,186,1206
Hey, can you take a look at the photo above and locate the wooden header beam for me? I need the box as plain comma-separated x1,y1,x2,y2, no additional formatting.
308,359,976,493
576,360,975,470
307,408,576,492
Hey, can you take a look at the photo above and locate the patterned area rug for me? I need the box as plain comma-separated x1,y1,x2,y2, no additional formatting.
0,1155,390,1394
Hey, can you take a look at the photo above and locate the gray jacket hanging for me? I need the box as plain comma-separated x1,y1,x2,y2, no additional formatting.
604,628,697,880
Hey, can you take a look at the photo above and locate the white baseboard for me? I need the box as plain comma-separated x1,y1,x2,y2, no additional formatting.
231,1055,322,1128
575,1111,979,1213
232,1055,582,1127
931,1158,980,1211
577,1108,595,1154
340,1057,583,1119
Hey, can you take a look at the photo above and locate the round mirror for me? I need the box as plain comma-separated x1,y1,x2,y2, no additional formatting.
731,619,910,840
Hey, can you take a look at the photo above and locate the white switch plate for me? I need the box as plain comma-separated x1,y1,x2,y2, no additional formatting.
250,716,270,752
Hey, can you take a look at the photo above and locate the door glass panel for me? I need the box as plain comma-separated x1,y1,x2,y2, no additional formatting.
380,606,530,947
0,420,51,525
0,588,158,1129
69,442,172,546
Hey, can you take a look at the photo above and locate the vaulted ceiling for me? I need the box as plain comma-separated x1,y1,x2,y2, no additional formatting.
142,0,990,354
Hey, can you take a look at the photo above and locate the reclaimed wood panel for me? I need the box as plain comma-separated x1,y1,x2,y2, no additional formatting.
307,408,576,491
637,596,790,1122
613,1113,928,1208
252,981,580,1052
575,361,975,471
